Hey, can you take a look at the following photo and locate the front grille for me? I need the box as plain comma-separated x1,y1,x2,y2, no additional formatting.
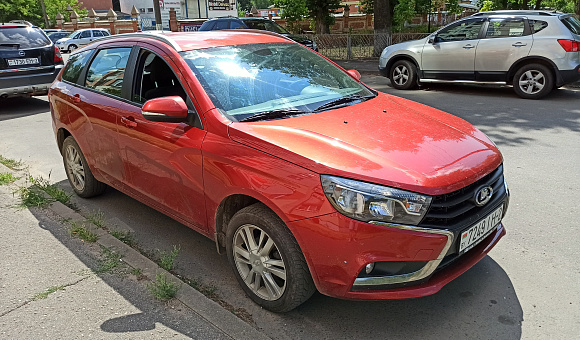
419,165,506,232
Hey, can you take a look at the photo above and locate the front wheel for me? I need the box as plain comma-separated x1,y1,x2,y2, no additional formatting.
62,136,106,198
390,60,418,90
68,44,78,53
225,204,315,313
513,63,553,99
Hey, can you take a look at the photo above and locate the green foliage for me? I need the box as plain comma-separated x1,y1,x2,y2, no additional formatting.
0,0,87,28
97,246,122,273
479,0,497,11
70,221,98,243
253,0,272,9
0,156,24,170
148,273,178,300
274,0,309,22
0,173,19,185
45,0,88,27
158,245,180,271
394,0,417,28
32,285,65,300
306,0,342,34
238,0,253,13
359,0,374,14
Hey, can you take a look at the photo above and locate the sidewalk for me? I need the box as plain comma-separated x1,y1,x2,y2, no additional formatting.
0,164,269,339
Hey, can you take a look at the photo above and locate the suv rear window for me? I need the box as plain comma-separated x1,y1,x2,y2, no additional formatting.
561,16,580,35
0,27,51,49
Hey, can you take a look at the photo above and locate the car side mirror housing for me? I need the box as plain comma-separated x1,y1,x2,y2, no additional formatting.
142,96,188,122
346,69,361,81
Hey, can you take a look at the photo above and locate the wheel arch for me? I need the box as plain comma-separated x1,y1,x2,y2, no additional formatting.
57,127,72,155
385,54,421,79
213,194,263,254
507,56,559,85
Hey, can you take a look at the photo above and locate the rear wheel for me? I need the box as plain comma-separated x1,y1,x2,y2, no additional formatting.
68,44,77,53
390,60,418,90
513,63,553,99
225,204,315,313
62,136,106,198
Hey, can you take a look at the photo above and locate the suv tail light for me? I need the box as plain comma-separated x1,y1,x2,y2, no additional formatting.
54,45,63,63
558,39,580,52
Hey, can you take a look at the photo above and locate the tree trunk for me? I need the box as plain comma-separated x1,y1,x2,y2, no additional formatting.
522,0,529,10
373,0,391,57
315,13,328,34
576,0,580,16
534,0,543,10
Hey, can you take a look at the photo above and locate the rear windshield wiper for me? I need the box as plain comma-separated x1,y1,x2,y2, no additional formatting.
313,94,376,112
239,109,311,122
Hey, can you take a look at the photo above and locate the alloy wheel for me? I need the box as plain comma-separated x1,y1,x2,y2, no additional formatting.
393,65,410,86
232,224,286,301
65,144,85,191
518,70,545,95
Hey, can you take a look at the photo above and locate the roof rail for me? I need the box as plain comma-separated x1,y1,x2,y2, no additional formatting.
88,32,182,51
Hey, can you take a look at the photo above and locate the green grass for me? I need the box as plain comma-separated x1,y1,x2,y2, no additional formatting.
17,186,53,208
111,230,136,247
96,246,123,274
31,176,71,205
87,210,105,228
70,222,98,243
0,155,24,170
158,245,180,271
0,172,19,185
32,285,65,300
130,267,142,276
148,273,178,300
187,278,218,299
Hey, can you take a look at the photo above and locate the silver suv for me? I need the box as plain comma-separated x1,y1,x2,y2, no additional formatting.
379,11,580,99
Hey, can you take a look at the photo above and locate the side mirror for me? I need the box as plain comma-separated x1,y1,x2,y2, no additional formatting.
142,96,188,122
346,69,361,81
428,35,436,44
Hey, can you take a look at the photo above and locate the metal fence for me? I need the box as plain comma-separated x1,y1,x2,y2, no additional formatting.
301,33,429,60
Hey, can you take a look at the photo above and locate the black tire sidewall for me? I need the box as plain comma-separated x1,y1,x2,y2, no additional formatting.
225,204,315,313
513,63,553,99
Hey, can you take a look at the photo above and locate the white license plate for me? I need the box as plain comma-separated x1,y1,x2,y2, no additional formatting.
7,58,39,66
459,206,503,254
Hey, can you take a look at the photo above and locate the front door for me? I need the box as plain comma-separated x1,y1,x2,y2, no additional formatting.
421,18,486,80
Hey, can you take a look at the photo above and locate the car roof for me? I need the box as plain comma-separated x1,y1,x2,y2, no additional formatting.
472,10,564,17
0,23,35,28
94,30,293,52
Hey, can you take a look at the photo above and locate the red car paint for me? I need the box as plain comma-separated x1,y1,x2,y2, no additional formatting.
50,31,506,301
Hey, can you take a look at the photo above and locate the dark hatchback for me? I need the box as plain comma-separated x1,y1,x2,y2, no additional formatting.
199,17,318,51
0,23,64,98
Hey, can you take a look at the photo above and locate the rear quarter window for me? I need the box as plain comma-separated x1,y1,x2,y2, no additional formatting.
0,27,51,49
561,16,580,35
529,20,549,34
62,49,93,83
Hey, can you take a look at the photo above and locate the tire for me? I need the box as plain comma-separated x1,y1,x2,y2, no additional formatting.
62,136,106,198
225,203,315,313
513,63,553,99
68,44,77,53
390,60,418,90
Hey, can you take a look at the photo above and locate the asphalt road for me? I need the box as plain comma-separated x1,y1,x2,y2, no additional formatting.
0,76,578,339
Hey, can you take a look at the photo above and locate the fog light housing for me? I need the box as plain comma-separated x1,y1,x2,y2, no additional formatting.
365,263,375,274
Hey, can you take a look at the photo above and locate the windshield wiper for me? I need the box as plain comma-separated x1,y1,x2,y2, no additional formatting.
313,94,376,112
239,109,311,122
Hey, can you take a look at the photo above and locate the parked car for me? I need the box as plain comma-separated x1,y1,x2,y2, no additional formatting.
379,10,580,99
55,28,110,53
199,17,318,51
49,31,509,312
44,28,64,34
47,31,70,43
0,23,64,98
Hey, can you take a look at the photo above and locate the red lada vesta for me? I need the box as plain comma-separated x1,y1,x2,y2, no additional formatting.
49,31,509,312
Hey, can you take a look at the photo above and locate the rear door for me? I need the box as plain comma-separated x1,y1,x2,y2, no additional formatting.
475,17,533,81
421,18,486,80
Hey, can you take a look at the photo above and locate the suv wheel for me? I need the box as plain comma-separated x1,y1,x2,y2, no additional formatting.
225,203,316,313
513,64,553,99
390,60,418,90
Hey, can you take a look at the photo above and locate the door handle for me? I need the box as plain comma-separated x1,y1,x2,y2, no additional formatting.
72,94,81,103
463,44,476,49
121,116,137,128
512,42,527,47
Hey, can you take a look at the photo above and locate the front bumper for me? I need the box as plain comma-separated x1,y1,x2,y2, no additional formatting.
0,65,63,98
290,211,506,299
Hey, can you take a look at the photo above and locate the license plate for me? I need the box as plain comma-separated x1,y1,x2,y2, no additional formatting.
459,205,503,254
7,58,39,66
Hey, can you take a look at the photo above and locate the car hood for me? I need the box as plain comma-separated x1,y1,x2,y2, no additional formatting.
228,93,502,195
55,38,69,43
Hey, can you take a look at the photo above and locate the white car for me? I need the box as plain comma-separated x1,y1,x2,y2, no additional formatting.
55,28,110,53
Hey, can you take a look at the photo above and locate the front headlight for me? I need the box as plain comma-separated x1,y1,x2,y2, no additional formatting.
321,175,432,225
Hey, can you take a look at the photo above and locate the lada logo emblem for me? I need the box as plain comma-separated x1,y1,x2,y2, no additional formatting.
474,186,493,207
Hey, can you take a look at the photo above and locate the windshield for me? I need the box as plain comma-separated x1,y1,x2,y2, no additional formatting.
243,20,290,34
180,43,374,122
0,27,51,49
561,16,580,35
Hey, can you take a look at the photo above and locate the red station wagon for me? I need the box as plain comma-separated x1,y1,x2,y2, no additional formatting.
49,31,509,312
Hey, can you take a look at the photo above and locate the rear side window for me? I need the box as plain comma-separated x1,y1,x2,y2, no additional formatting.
80,30,91,38
93,30,104,37
561,16,580,35
215,21,229,30
61,49,93,83
85,47,132,97
230,21,245,29
485,18,526,38
0,27,51,49
529,20,549,33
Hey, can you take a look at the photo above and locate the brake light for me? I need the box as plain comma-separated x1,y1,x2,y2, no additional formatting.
54,45,63,63
558,39,580,52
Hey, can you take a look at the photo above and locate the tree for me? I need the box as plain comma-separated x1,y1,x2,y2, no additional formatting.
305,0,342,34
45,0,87,27
238,0,253,13
253,0,272,9
374,0,393,56
0,0,41,25
273,0,308,32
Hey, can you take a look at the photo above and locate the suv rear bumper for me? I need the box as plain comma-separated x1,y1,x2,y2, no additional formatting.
558,64,580,85
0,65,63,98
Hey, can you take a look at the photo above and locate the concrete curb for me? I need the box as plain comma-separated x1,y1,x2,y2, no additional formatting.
0,163,270,340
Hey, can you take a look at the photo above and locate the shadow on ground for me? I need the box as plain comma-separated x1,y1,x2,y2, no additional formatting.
0,97,49,121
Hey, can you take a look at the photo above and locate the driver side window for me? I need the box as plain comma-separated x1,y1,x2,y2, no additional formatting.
437,19,485,42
